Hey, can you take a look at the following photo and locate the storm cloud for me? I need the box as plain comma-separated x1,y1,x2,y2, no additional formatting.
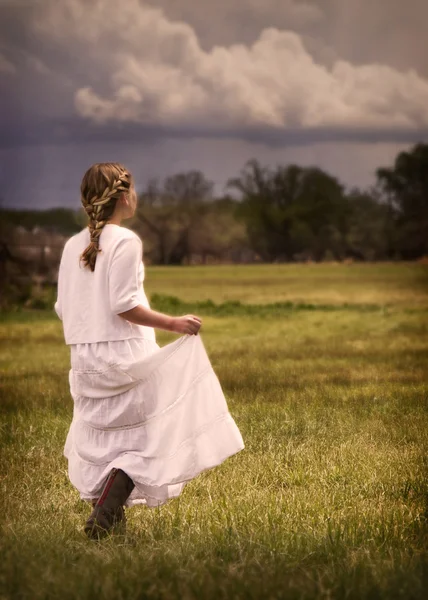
32,0,428,135
0,0,427,208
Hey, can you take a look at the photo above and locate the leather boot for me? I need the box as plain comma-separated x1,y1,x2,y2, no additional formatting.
84,468,134,539
89,496,128,528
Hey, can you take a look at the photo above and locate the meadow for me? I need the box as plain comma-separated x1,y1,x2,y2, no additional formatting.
1,263,428,599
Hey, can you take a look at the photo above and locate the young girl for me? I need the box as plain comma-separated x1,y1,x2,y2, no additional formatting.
55,162,244,539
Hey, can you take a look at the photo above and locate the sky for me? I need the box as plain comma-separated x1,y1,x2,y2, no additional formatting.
1,0,428,209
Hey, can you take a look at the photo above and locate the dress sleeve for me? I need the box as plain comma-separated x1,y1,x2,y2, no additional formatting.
109,237,143,314
54,297,62,320
54,245,65,320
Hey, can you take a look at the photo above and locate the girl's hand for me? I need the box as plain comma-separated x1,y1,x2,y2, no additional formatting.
171,315,202,335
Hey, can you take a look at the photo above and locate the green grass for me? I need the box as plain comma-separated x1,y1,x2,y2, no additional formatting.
145,262,428,308
1,264,428,599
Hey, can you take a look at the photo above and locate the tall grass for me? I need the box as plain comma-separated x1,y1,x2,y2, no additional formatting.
1,264,428,599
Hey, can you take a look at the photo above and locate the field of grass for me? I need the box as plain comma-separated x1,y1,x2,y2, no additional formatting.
1,263,428,599
146,262,428,308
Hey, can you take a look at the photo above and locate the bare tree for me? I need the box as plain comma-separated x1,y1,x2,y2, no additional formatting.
134,171,213,265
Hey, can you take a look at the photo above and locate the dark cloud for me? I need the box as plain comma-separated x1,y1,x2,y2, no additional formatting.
2,115,428,151
1,0,427,208
0,136,409,210
2,0,428,141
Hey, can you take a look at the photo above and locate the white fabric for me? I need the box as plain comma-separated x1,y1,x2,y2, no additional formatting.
65,334,245,507
55,223,244,507
55,224,155,344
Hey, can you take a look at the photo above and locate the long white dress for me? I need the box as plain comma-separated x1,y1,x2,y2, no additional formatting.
65,333,245,507
56,224,244,507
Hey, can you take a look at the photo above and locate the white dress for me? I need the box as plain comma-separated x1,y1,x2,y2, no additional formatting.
56,224,244,507
65,333,245,507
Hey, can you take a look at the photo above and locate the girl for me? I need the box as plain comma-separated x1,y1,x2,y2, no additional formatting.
55,162,244,539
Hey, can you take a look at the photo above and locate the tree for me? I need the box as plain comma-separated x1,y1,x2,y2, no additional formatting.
228,160,348,262
228,160,290,261
133,171,213,265
0,208,81,235
344,189,391,260
377,143,428,259
190,197,250,263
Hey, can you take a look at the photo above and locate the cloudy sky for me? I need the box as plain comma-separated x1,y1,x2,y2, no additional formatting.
1,0,428,209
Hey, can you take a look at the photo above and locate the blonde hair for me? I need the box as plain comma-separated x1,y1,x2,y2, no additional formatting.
80,162,132,271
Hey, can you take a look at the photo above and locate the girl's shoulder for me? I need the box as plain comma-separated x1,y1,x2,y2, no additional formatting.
62,227,89,253
105,224,141,243
105,227,144,265
117,225,142,243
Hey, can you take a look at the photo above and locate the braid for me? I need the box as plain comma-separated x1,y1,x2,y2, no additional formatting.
80,164,131,271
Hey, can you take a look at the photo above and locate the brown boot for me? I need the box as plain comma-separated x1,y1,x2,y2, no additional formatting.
89,496,128,529
84,468,134,539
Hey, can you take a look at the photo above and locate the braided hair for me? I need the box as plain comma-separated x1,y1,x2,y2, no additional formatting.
80,163,132,271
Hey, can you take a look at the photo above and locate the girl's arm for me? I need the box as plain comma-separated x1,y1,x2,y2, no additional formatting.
119,304,201,335
110,237,201,335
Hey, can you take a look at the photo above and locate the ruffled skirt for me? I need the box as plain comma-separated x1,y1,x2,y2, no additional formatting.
64,334,244,507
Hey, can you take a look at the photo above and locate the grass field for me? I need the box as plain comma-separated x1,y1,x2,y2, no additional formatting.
1,263,428,599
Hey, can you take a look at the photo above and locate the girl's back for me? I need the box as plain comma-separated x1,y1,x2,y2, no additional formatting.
55,223,155,345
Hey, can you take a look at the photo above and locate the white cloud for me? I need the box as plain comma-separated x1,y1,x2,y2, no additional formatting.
33,0,428,133
0,52,16,74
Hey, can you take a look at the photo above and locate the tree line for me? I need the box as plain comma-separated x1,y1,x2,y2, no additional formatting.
132,142,428,263
1,143,428,264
